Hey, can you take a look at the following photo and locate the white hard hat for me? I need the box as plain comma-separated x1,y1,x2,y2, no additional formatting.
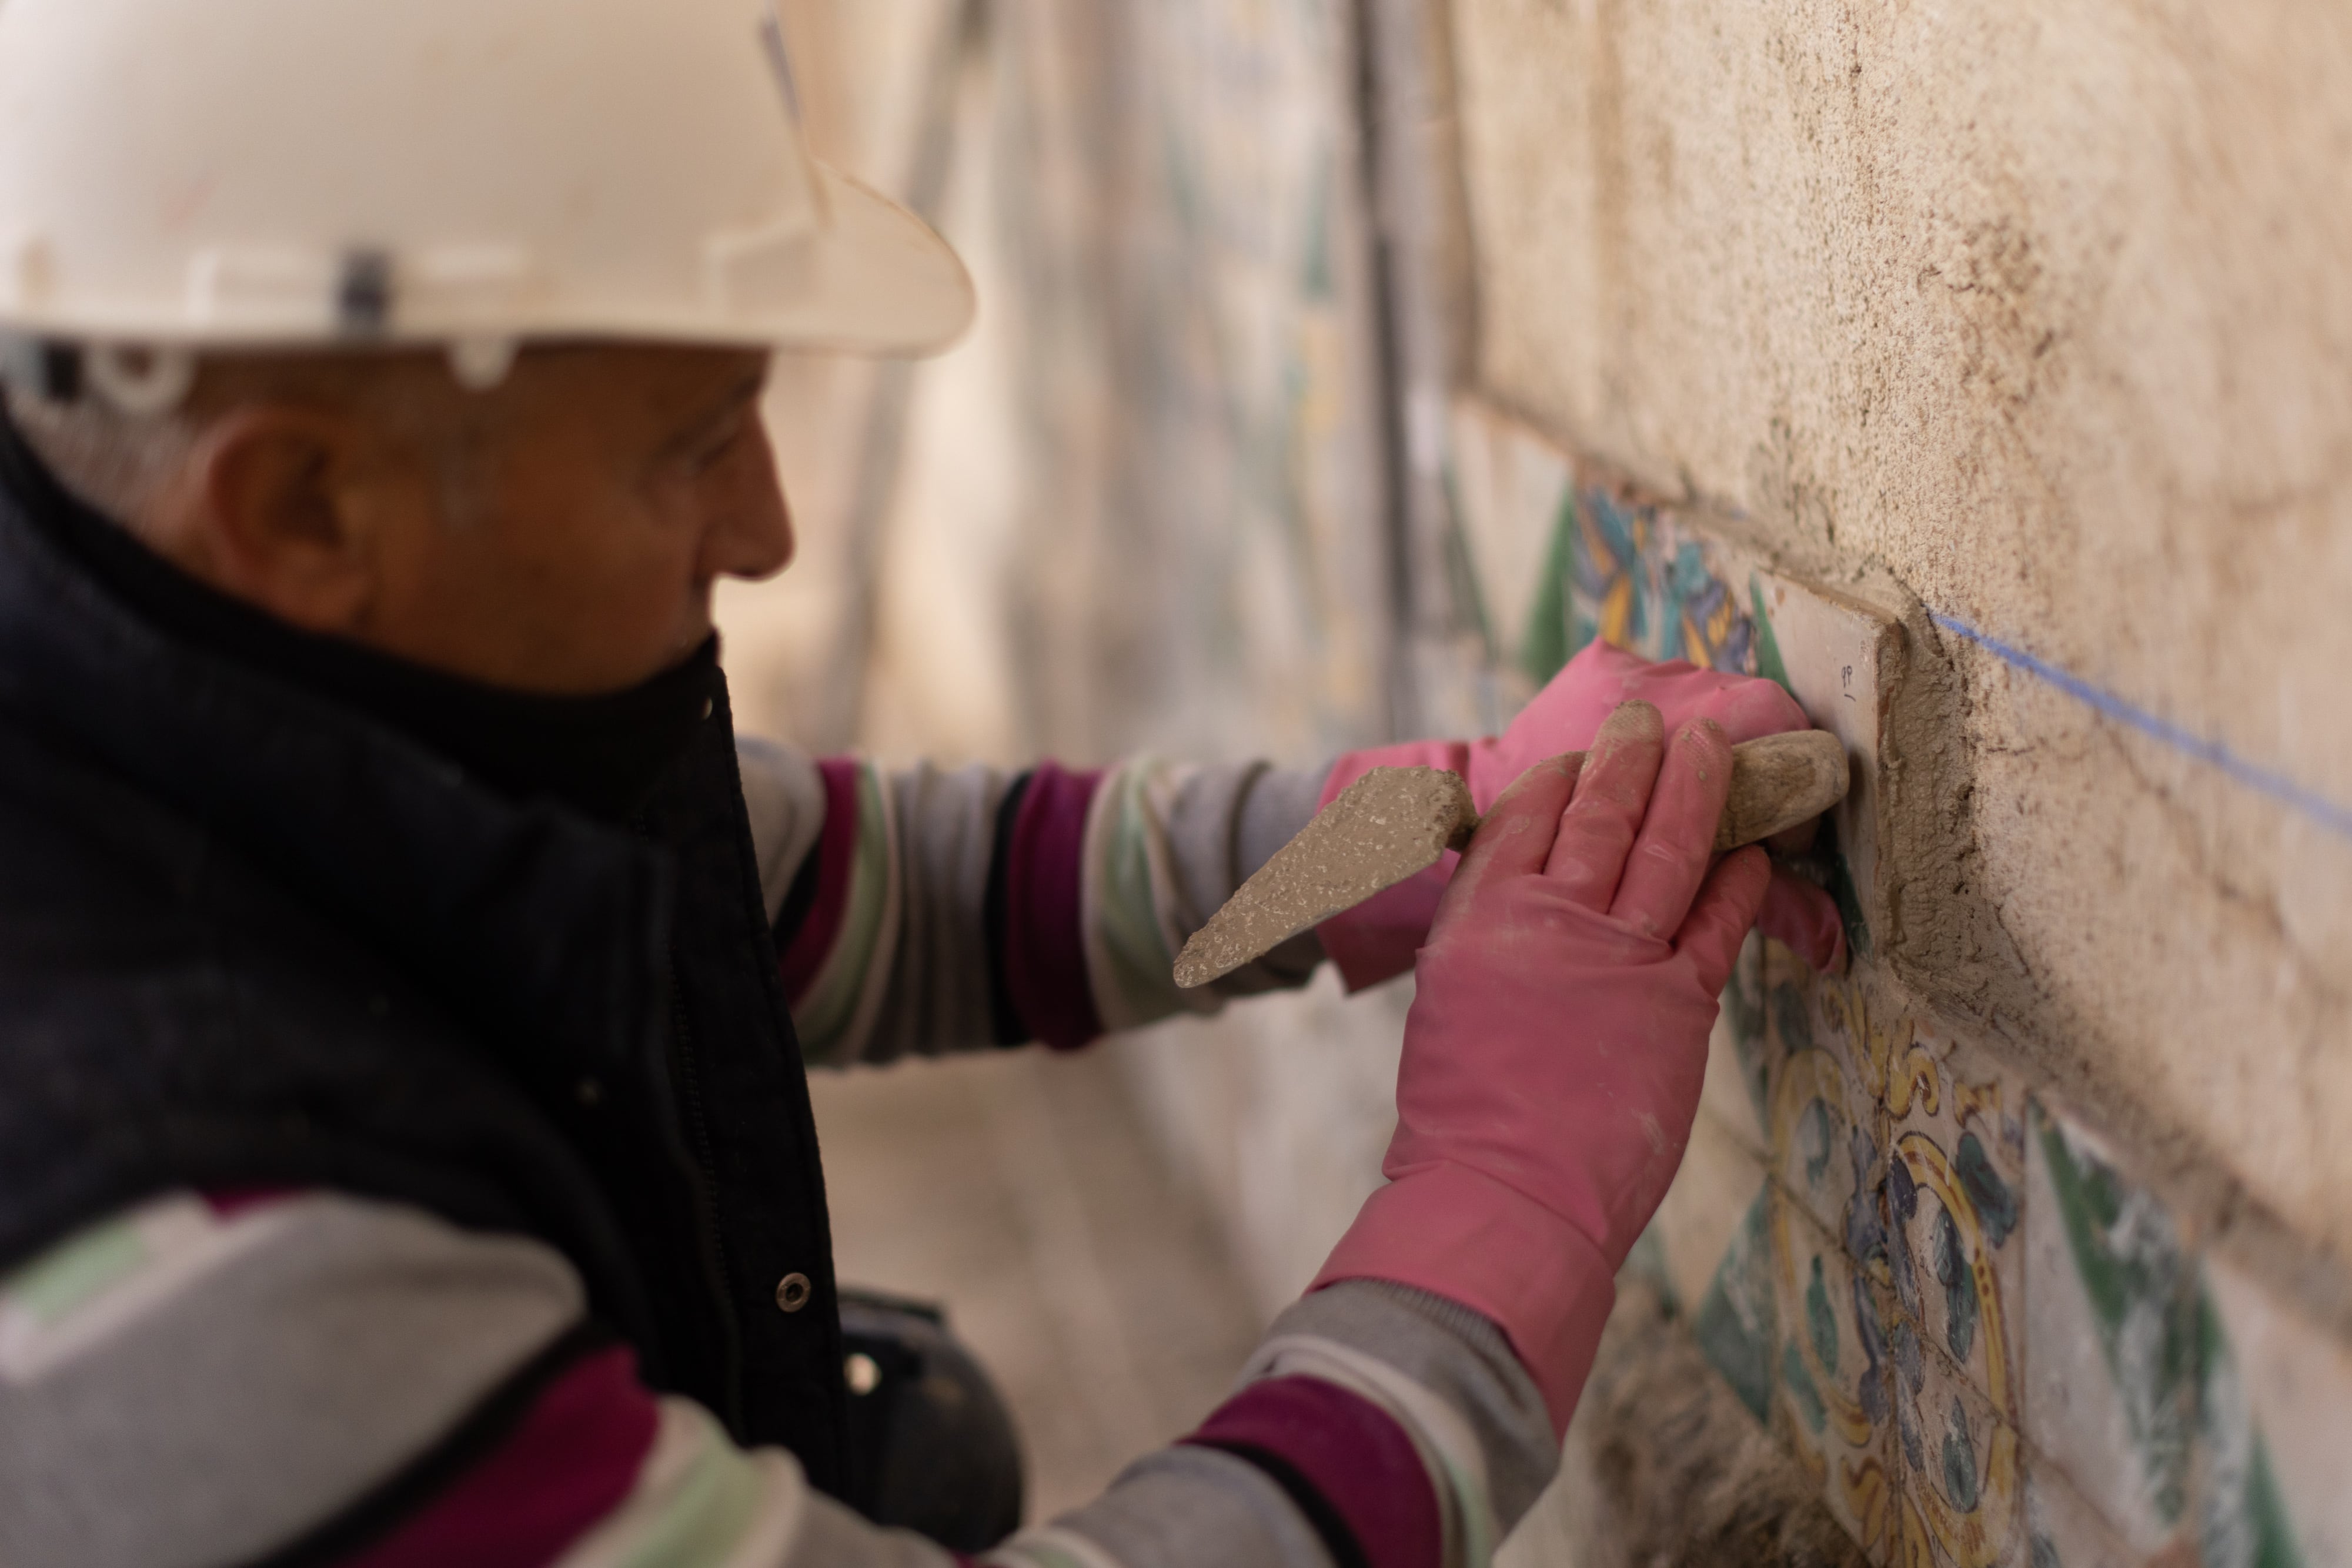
0,0,975,387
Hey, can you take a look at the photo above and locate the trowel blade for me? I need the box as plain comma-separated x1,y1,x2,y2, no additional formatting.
1172,766,1476,990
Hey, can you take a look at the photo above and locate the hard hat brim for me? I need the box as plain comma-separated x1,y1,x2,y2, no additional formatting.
763,162,977,358
0,161,976,362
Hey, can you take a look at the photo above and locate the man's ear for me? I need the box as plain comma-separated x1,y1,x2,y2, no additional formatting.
177,404,382,634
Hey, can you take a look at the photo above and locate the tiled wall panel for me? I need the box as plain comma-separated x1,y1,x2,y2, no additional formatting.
1454,394,2352,1568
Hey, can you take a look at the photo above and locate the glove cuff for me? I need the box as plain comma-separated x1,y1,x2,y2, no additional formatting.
1309,1164,1618,1437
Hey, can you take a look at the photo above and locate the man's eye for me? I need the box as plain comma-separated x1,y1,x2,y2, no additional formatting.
687,419,748,474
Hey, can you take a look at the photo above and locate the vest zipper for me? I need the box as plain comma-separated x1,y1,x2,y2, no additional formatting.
666,982,748,1435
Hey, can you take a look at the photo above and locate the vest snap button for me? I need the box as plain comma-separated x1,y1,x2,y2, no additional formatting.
775,1272,813,1312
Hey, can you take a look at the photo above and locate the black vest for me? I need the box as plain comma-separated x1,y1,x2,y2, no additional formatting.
0,453,850,1492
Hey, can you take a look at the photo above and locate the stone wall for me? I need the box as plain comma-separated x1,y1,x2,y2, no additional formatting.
1450,0,2352,1278
1441,1,2352,1559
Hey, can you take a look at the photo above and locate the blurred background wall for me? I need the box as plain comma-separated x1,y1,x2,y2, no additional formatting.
723,2,2352,1563
721,0,1436,1526
729,0,1436,1326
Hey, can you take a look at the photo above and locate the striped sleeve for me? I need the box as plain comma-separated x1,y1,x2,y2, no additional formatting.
737,740,1329,1065
1,1194,1559,1568
987,1281,1559,1568
0,1191,968,1568
0,1188,606,1567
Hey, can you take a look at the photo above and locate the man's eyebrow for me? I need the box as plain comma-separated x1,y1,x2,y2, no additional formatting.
668,369,770,450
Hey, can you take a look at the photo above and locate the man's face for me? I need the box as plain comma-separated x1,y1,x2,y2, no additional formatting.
362,345,794,694
118,343,794,696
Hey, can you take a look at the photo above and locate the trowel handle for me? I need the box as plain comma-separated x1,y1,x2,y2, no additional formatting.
1444,729,1850,855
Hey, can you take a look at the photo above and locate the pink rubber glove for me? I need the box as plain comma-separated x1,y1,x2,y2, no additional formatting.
1315,640,1845,988
1312,703,1770,1433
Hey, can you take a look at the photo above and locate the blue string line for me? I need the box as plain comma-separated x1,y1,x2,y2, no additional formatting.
1930,613,2352,842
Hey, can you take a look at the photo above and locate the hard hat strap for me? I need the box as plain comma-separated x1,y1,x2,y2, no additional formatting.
0,337,197,416
0,336,83,405
86,345,196,416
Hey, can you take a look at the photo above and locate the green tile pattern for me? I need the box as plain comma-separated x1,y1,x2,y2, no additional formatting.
1693,1189,1780,1424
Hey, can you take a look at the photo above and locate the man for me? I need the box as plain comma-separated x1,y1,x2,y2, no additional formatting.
0,1,1843,1563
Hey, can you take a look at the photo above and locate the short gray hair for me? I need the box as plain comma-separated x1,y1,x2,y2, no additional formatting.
6,383,204,527
8,350,493,535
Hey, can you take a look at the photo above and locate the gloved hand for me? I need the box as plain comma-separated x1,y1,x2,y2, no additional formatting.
1312,703,1769,1433
1315,640,1845,988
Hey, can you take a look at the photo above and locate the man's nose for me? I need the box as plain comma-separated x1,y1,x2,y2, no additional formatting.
705,443,796,583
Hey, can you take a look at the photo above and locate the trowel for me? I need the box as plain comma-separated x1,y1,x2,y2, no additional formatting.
1172,729,1849,989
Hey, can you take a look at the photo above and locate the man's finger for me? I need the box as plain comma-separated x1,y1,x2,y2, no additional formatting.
1453,753,1583,892
1694,677,1811,746
1608,719,1735,939
1675,846,1773,994
1543,700,1665,907
1758,868,1848,974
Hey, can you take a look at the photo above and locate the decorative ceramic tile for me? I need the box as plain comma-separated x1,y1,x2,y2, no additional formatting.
1700,929,1776,1159
1445,396,1572,677
1765,949,1889,1271
1689,1180,1781,1427
1886,1027,2028,1423
2025,1467,2146,1568
1551,486,1760,678
1652,1107,1773,1326
1750,572,1904,959
1889,1323,2027,1568
2197,1254,2352,1568
1649,1055,1779,1427
2020,1098,2194,1555
1772,1191,1895,1562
